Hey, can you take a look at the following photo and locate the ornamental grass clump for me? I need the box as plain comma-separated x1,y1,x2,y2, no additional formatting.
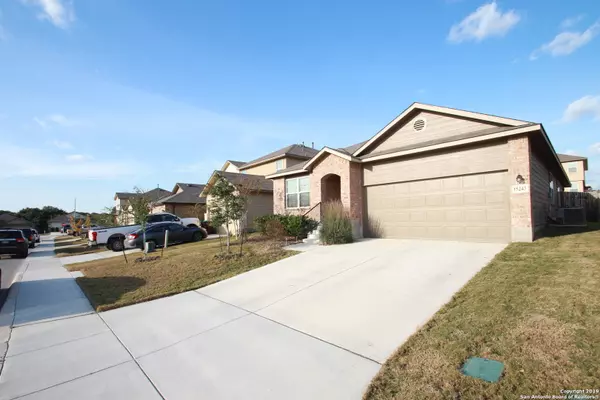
320,201,353,245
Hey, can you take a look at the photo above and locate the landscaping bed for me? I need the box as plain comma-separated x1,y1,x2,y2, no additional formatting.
364,224,600,400
67,235,297,311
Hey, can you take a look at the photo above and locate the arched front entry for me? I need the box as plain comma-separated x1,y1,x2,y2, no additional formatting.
321,174,341,203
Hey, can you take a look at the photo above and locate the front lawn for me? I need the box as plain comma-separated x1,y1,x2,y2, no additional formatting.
365,224,600,400
53,236,107,257
67,236,297,311
54,235,79,242
54,243,107,257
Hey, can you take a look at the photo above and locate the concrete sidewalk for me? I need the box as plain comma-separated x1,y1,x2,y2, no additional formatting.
59,248,141,266
0,237,160,400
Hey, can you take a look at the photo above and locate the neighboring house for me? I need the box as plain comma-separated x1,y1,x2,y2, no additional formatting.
557,154,588,192
114,188,171,225
237,144,319,175
221,160,247,173
201,171,274,234
151,183,206,219
267,102,570,243
0,213,34,229
202,144,319,233
48,211,86,231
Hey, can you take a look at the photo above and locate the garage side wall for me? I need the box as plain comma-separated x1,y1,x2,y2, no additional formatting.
530,152,550,233
507,136,534,242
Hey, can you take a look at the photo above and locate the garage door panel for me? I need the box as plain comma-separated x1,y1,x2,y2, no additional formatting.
464,192,486,205
486,191,506,204
365,171,510,243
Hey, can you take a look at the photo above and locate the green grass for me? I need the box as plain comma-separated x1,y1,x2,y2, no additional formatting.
364,223,600,400
67,236,297,311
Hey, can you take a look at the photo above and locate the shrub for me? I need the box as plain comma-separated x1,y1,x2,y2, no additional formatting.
255,215,281,235
254,214,318,240
320,201,353,245
280,215,319,240
265,219,286,240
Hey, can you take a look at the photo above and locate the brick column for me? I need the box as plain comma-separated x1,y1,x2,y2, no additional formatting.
508,136,534,242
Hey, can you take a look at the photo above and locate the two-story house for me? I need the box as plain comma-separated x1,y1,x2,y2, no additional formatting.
557,154,588,192
201,144,319,233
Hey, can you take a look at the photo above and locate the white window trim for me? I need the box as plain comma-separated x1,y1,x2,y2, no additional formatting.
285,177,310,209
275,159,284,171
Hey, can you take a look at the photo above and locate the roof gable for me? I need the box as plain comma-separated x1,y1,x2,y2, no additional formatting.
239,144,319,170
353,103,532,157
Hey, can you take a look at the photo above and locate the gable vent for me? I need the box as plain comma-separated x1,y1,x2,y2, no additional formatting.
413,118,426,132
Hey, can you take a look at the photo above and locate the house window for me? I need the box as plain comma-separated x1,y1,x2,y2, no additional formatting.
568,162,577,173
285,177,310,208
275,159,284,171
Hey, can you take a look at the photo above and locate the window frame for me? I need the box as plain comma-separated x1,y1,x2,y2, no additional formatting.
285,176,310,209
275,159,284,171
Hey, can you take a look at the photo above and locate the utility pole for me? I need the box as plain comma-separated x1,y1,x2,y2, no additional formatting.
74,197,77,214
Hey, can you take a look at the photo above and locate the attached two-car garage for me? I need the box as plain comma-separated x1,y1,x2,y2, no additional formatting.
363,142,511,243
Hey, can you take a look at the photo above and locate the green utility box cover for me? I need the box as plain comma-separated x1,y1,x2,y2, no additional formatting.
461,357,504,383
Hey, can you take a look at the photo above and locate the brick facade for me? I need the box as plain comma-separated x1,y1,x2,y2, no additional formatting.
272,153,364,238
507,136,534,242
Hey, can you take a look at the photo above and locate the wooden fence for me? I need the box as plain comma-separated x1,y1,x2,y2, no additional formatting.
559,191,600,222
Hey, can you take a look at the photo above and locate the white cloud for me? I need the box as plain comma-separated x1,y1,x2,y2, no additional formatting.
0,144,135,179
51,139,73,149
47,113,79,126
65,154,92,162
562,95,600,122
561,15,585,29
564,149,578,156
33,116,48,129
21,0,75,29
34,114,81,129
448,2,520,43
531,21,600,59
590,143,600,155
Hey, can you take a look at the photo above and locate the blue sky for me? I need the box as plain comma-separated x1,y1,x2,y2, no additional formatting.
1,0,599,212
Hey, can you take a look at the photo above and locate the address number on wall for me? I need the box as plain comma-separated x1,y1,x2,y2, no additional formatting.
511,184,530,194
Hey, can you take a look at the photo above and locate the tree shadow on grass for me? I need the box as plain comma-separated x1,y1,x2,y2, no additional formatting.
75,276,146,311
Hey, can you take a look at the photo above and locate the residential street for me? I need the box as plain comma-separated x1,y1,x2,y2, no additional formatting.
0,234,505,399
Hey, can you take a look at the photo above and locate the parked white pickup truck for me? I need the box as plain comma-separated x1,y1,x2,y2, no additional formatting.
88,213,200,251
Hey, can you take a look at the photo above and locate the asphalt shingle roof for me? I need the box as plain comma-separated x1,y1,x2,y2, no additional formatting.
115,188,172,202
202,171,273,195
155,183,206,205
557,153,587,163
239,144,319,170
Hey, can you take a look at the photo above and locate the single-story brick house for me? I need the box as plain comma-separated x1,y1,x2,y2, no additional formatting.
151,183,206,219
266,103,570,243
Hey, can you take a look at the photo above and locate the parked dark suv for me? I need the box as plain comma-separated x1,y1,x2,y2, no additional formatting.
19,228,37,249
0,229,29,258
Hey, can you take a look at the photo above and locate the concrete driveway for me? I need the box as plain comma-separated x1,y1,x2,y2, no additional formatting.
0,237,505,400
102,239,505,399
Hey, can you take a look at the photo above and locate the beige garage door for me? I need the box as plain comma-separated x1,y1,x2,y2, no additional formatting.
364,171,510,242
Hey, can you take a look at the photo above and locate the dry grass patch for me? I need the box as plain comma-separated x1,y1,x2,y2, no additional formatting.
67,236,297,311
365,224,600,400
54,235,79,243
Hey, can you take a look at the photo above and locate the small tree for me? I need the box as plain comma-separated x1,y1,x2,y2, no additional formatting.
207,176,244,253
94,207,118,227
233,176,263,255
